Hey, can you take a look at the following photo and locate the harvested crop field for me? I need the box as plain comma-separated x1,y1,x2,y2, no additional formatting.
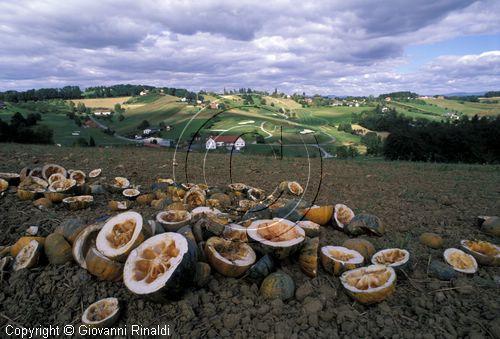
0,144,499,338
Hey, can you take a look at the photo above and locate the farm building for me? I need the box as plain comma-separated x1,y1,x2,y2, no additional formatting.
206,135,246,151
94,110,112,116
143,137,175,147
143,127,161,135
210,102,219,110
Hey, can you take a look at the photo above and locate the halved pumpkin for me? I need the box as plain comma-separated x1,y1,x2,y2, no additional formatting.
123,232,197,301
222,224,248,242
13,240,42,270
460,240,499,266
123,188,140,200
246,218,305,259
156,210,191,232
48,173,66,185
321,246,364,276
303,205,333,225
190,206,221,221
108,177,130,192
443,248,478,274
333,204,354,229
96,211,144,262
228,183,248,192
28,167,43,178
340,264,396,304
85,246,124,281
73,223,103,269
371,248,411,276
44,178,76,202
70,170,86,186
62,195,94,210
88,168,102,178
11,236,45,257
42,164,67,181
287,181,304,196
108,200,131,211
205,236,256,277
183,188,206,209
82,297,120,328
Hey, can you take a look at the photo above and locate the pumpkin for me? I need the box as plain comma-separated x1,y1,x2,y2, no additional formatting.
106,177,130,193
62,195,94,211
123,232,197,301
136,193,155,205
0,172,20,186
17,189,36,200
70,170,86,186
246,218,305,259
33,197,53,209
55,218,87,244
204,237,256,278
194,262,212,288
340,264,397,304
28,167,43,178
44,233,73,265
73,223,103,269
443,248,478,274
321,246,364,276
303,205,333,225
183,188,206,209
296,220,320,238
222,224,248,242
0,178,8,192
460,240,499,266
371,248,411,277
480,216,500,237
96,211,144,262
243,254,275,285
48,173,65,185
346,213,384,236
287,181,303,196
156,210,192,232
88,168,102,178
228,183,248,192
299,237,319,277
82,297,120,328
44,178,76,202
19,167,31,181
13,240,42,271
85,246,124,281
11,236,45,257
419,233,443,249
42,164,67,181
342,238,376,262
260,272,295,300
109,200,131,211
333,204,355,229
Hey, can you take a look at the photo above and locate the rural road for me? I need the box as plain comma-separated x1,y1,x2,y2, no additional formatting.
88,116,141,143
260,122,274,139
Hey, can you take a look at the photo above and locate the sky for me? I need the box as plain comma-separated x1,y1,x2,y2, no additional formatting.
0,0,499,96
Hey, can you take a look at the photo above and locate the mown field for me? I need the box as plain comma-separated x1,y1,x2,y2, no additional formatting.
423,98,500,116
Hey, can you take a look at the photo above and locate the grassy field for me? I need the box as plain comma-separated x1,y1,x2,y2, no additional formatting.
423,98,500,116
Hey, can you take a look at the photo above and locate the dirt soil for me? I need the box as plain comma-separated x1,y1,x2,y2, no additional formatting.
0,144,499,339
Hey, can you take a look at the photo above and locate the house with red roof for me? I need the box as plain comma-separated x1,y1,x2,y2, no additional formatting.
206,135,245,151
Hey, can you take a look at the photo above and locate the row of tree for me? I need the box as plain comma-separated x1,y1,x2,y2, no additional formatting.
0,112,53,144
0,86,82,102
355,108,500,163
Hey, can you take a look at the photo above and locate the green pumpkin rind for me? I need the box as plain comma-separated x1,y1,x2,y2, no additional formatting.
346,214,385,236
260,272,295,300
299,237,319,277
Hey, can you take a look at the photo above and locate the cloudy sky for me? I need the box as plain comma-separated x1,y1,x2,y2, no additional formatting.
0,0,499,95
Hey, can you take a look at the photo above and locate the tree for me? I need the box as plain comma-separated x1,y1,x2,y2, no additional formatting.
89,136,96,147
361,132,383,155
74,137,89,147
137,120,150,130
114,103,124,114
118,114,125,122
77,102,86,113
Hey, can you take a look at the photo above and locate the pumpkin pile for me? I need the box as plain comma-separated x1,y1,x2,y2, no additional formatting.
1,164,498,329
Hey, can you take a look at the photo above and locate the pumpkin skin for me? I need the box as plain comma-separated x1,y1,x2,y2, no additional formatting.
244,254,275,285
260,272,295,300
346,214,385,236
136,193,155,206
342,238,376,262
204,237,256,278
321,246,364,276
73,223,103,269
299,237,319,277
340,265,397,305
81,297,120,328
55,218,87,244
33,197,53,209
44,233,73,265
194,262,212,288
17,189,36,201
11,237,46,257
481,217,500,237
303,205,334,226
85,247,124,281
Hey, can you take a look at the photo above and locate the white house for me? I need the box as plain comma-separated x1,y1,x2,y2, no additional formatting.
206,135,246,151
94,110,112,116
140,90,150,96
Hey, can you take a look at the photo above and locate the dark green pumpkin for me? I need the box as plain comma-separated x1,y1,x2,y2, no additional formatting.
260,272,295,300
244,254,275,285
346,214,385,236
